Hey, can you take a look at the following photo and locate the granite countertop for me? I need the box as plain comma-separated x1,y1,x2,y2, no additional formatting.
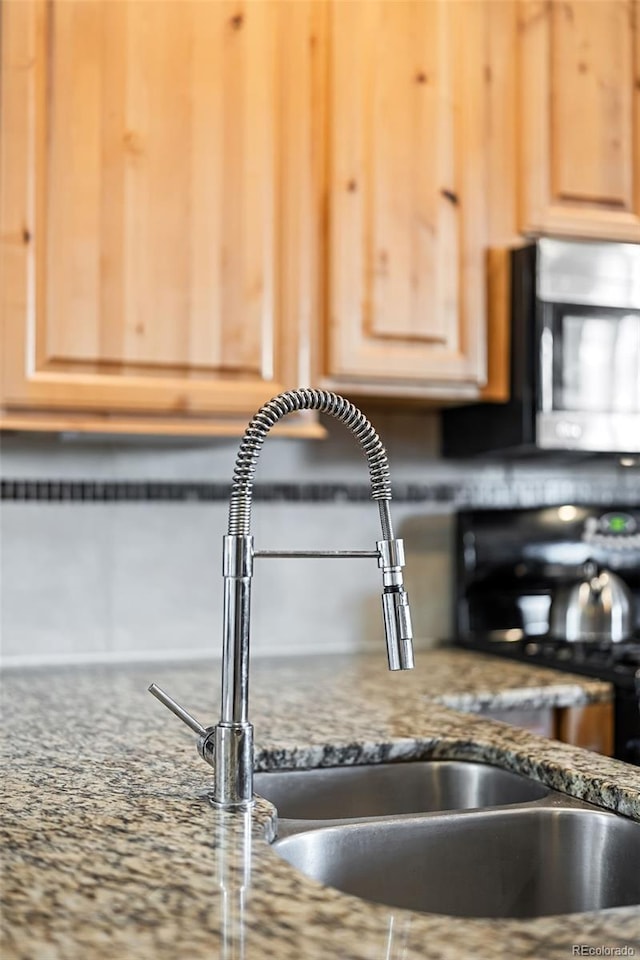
2,649,639,960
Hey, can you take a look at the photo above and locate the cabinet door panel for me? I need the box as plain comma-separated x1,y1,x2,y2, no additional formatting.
519,0,640,241
325,0,488,393
1,0,314,423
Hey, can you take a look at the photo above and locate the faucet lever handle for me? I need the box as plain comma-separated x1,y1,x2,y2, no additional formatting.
148,683,209,737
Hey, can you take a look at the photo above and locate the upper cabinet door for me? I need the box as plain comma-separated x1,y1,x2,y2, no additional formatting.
324,0,489,396
519,0,640,241
0,0,319,432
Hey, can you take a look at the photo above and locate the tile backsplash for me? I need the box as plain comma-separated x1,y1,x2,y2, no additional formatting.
1,410,638,667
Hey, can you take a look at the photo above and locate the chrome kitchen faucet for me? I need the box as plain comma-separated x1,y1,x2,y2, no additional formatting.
149,389,414,811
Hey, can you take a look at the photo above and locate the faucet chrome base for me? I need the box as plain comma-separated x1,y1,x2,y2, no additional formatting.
208,722,255,809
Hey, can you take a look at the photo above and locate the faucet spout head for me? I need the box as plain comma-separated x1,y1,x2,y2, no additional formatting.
382,587,415,670
377,538,415,670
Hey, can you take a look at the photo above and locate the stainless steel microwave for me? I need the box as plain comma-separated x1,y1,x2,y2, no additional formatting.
442,238,640,457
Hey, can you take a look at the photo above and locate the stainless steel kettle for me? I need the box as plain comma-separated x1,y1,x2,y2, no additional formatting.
549,560,633,643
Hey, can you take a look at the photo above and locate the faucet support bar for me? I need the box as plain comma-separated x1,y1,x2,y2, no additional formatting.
216,533,256,807
254,549,380,559
221,536,254,725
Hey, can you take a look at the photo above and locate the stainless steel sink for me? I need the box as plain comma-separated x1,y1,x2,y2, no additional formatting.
272,807,640,918
254,761,549,821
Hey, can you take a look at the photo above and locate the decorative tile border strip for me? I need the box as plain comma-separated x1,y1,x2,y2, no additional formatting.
0,479,455,503
1,479,232,502
1,478,638,507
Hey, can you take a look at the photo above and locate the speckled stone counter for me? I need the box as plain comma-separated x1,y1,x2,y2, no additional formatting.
2,650,639,960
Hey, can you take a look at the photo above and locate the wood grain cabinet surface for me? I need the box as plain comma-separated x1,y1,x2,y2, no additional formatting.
555,701,615,757
0,0,323,436
519,0,640,242
320,0,491,400
486,701,614,757
2,0,638,435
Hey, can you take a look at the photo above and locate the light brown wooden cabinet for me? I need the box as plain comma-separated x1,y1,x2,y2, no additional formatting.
2,0,639,436
519,0,640,242
320,0,491,400
487,701,614,756
0,0,323,436
1,0,500,434
555,701,614,757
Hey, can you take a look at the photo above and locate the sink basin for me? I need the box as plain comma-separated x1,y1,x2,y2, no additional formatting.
254,761,549,821
272,807,640,918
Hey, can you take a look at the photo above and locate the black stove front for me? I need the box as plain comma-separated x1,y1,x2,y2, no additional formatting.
453,505,640,765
